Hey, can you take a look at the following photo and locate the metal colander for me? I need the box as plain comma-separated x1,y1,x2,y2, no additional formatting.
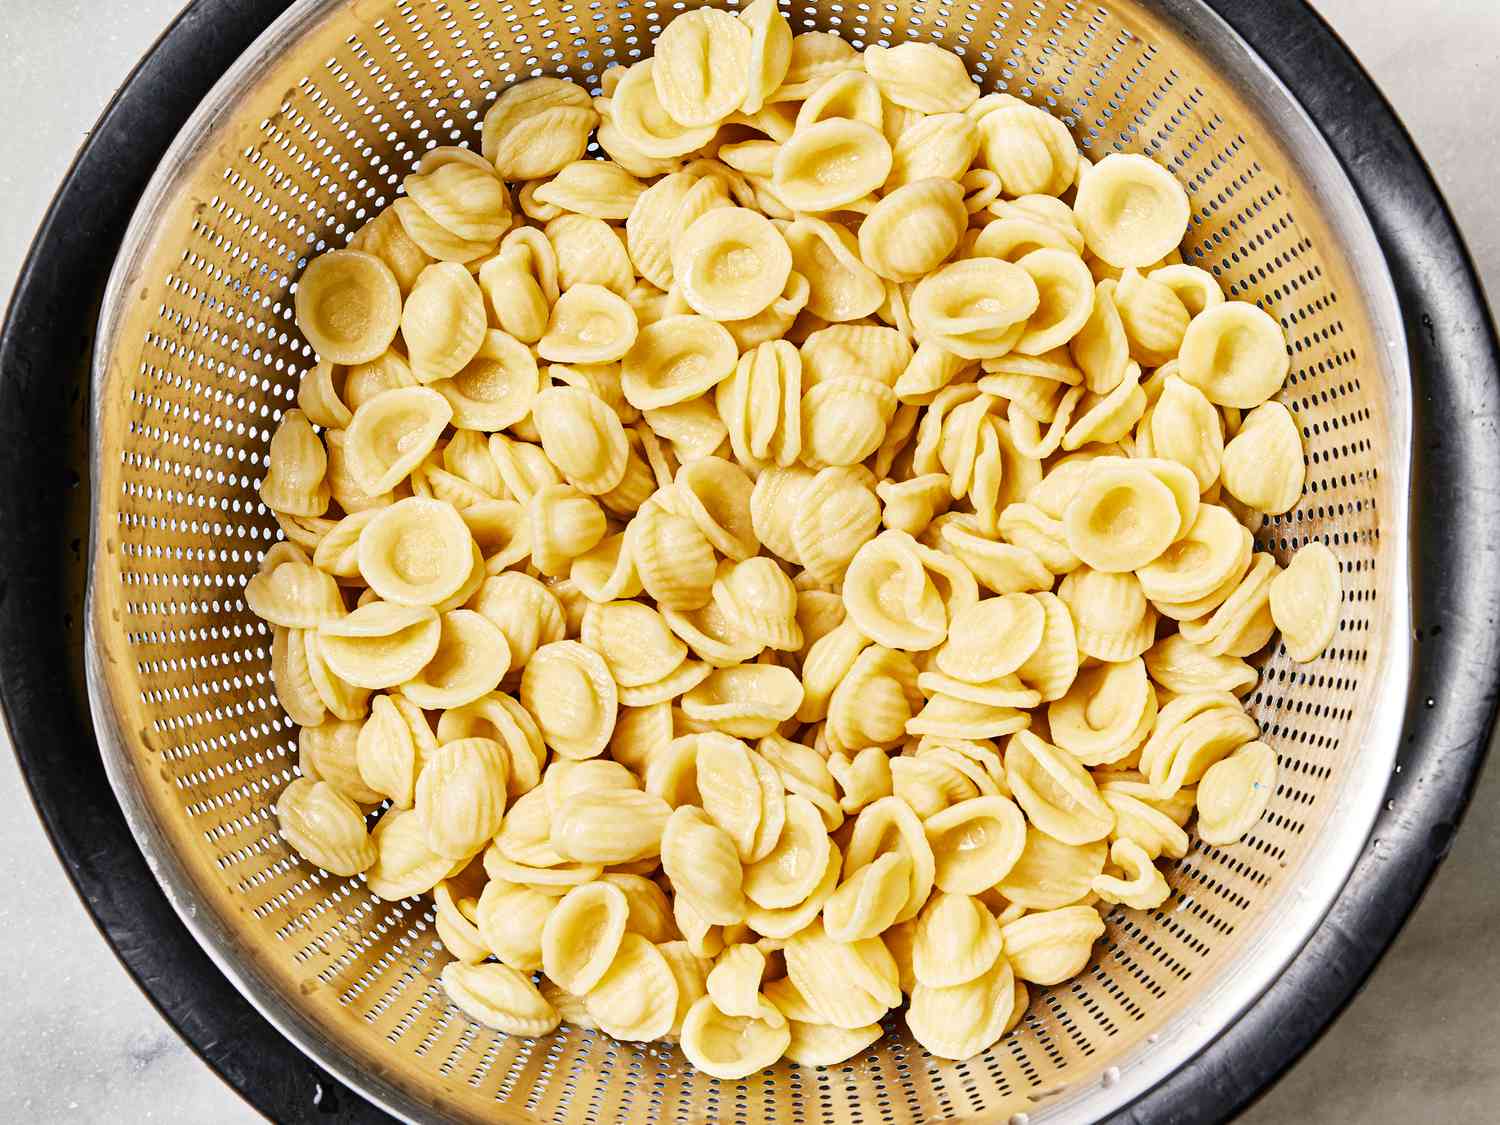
83,0,1411,1120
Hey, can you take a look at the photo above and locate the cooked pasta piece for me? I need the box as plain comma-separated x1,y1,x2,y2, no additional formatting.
295,249,402,365
1269,541,1342,662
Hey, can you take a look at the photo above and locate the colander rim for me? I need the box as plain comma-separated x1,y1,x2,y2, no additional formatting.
0,0,1491,1121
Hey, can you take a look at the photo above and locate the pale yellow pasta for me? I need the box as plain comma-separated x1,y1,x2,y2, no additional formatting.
1014,248,1095,355
260,409,330,518
343,386,452,496
259,19,1328,1073
853,179,966,284
478,231,557,344
627,496,718,611
1062,458,1181,573
275,777,376,876
1138,505,1251,616
673,206,792,322
1178,300,1290,408
442,961,560,1038
681,664,804,739
530,385,630,497
705,942,770,1021
414,736,509,859
404,156,510,245
712,556,801,651
1073,153,1190,268
1115,268,1190,367
864,41,978,113
906,954,1015,1061
789,466,883,585
354,497,474,608
773,119,892,212
1047,657,1156,766
1177,551,1279,658
784,918,901,1029
1150,373,1224,490
1137,691,1259,796
743,794,833,909
542,880,630,994
531,159,644,221
1221,400,1304,514
1091,837,1171,910
827,645,924,753
911,892,1004,989
348,207,431,295
783,1020,882,1068
680,995,790,1080
936,593,1046,682
828,746,894,814
361,805,452,899
676,457,759,560
1195,740,1278,845
887,112,981,190
393,193,496,264
619,315,737,410
911,257,1040,360
611,60,719,160
1004,729,1112,845
739,0,793,114
1058,566,1157,662
843,530,953,651
400,610,509,709
652,7,752,127
662,805,748,925
974,100,1079,198
822,851,911,942
294,249,402,366
483,76,598,180
402,262,487,383
1145,633,1258,697
842,796,936,925
544,214,634,296
997,827,1106,909
925,795,1027,894
1002,904,1106,985
354,695,421,808
581,933,679,1042
796,69,883,131
1269,541,1342,662
316,603,440,690
538,282,640,364
520,639,619,760
783,216,886,323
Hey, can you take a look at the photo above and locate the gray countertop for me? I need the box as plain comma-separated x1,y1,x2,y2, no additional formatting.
1,1,1496,1121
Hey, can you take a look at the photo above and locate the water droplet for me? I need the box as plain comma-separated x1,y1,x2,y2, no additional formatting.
1424,697,1435,709
1009,1115,1030,1125
1102,1067,1121,1088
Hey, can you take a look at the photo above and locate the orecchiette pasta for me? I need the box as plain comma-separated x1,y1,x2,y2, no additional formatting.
1269,542,1342,663
294,249,402,366
265,13,1328,1076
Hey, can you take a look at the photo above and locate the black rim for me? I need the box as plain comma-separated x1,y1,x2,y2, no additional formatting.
1,2,1495,1123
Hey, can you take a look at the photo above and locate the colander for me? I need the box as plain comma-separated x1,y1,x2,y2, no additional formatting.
2,0,1497,1121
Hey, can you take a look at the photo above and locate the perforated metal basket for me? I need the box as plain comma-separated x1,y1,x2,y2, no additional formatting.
74,0,1419,1120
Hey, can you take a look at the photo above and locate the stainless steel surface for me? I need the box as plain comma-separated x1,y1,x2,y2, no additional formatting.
17,0,1494,1122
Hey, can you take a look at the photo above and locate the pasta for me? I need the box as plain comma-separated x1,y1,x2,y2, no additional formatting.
1269,542,1342,662
263,11,1326,1076
294,249,402,366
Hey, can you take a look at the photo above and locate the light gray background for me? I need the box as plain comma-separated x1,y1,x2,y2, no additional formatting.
0,1,1495,1121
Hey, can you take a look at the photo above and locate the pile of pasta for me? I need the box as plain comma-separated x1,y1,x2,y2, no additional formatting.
255,0,1344,1079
